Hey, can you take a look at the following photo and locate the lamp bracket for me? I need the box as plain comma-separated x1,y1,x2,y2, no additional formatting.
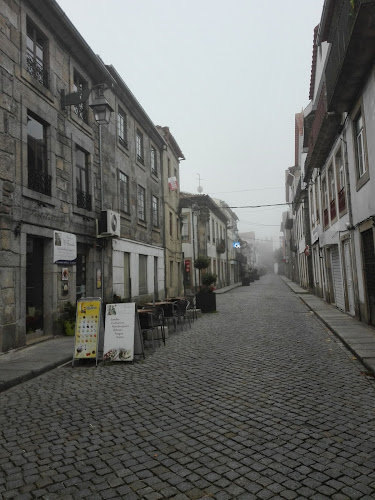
61,83,109,110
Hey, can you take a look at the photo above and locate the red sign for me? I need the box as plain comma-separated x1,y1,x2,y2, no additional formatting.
185,260,190,272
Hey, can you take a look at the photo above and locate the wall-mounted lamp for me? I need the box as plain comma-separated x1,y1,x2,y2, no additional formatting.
61,83,113,125
345,222,353,230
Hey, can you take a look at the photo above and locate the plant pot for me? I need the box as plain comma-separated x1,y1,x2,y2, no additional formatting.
64,320,76,336
196,291,216,313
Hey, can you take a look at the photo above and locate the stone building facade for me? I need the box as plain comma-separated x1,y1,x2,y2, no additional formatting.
0,0,166,352
157,126,185,298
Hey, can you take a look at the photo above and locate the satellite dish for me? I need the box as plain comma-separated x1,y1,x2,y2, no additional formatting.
197,186,203,193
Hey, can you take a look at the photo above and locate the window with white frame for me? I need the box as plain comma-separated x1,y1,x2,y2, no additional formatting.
181,215,189,241
355,112,366,178
138,185,146,221
152,195,159,227
136,129,144,163
118,108,127,147
151,146,157,176
119,171,129,213
73,70,88,122
26,19,48,88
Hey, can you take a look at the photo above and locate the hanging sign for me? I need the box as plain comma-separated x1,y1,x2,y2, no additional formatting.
168,176,178,191
103,303,144,362
54,231,77,264
72,298,102,366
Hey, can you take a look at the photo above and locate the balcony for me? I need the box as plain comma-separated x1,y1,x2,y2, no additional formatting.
26,54,48,88
330,199,337,221
28,166,51,196
77,189,92,211
304,84,342,179
338,187,346,213
325,0,375,113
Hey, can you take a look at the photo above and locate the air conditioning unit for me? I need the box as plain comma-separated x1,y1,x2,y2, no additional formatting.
99,210,120,237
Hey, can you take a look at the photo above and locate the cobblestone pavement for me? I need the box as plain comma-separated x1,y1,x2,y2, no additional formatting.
1,274,375,500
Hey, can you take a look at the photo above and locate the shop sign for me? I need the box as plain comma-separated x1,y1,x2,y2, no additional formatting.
72,298,102,366
185,259,191,272
103,303,144,362
54,231,77,264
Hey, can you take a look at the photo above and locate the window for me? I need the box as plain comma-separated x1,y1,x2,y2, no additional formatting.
176,217,179,240
118,108,127,147
328,166,336,221
207,217,211,241
136,129,144,163
355,112,366,178
119,172,129,213
76,146,91,210
137,185,146,221
27,112,51,195
152,195,159,227
170,261,173,288
212,219,215,243
73,71,88,122
26,19,48,87
322,177,329,227
139,255,148,295
151,146,157,176
167,158,171,178
335,149,346,214
314,180,320,223
169,212,173,237
181,215,189,241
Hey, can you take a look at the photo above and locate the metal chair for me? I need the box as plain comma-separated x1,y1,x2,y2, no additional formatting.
145,306,165,346
162,302,179,333
174,299,191,331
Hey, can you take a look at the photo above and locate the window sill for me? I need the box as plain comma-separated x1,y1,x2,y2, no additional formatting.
137,220,147,228
22,186,55,207
356,170,370,191
20,67,55,104
118,139,129,154
69,110,93,138
72,205,94,217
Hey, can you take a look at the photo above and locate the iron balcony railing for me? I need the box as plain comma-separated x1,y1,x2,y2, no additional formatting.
216,238,226,254
26,54,48,88
28,166,51,196
77,189,92,211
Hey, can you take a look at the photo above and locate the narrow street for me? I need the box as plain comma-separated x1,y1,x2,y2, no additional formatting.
1,274,375,500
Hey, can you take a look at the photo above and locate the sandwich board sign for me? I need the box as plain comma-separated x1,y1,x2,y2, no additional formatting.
72,298,102,367
103,303,144,362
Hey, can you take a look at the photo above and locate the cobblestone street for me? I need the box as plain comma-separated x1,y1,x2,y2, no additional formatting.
1,274,375,499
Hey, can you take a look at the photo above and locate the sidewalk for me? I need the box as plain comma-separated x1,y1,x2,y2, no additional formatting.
0,335,74,393
281,276,375,376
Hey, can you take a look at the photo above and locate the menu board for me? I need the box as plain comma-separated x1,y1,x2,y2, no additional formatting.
103,303,139,362
72,298,101,366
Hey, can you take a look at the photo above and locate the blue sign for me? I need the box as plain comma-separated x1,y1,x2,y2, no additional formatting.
233,242,241,248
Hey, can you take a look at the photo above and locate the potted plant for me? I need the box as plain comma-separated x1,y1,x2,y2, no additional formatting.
58,301,76,336
196,272,217,313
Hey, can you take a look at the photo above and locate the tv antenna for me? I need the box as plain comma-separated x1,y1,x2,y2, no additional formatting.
197,173,204,194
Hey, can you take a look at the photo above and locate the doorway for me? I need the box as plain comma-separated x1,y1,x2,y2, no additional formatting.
361,229,375,326
26,236,44,334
